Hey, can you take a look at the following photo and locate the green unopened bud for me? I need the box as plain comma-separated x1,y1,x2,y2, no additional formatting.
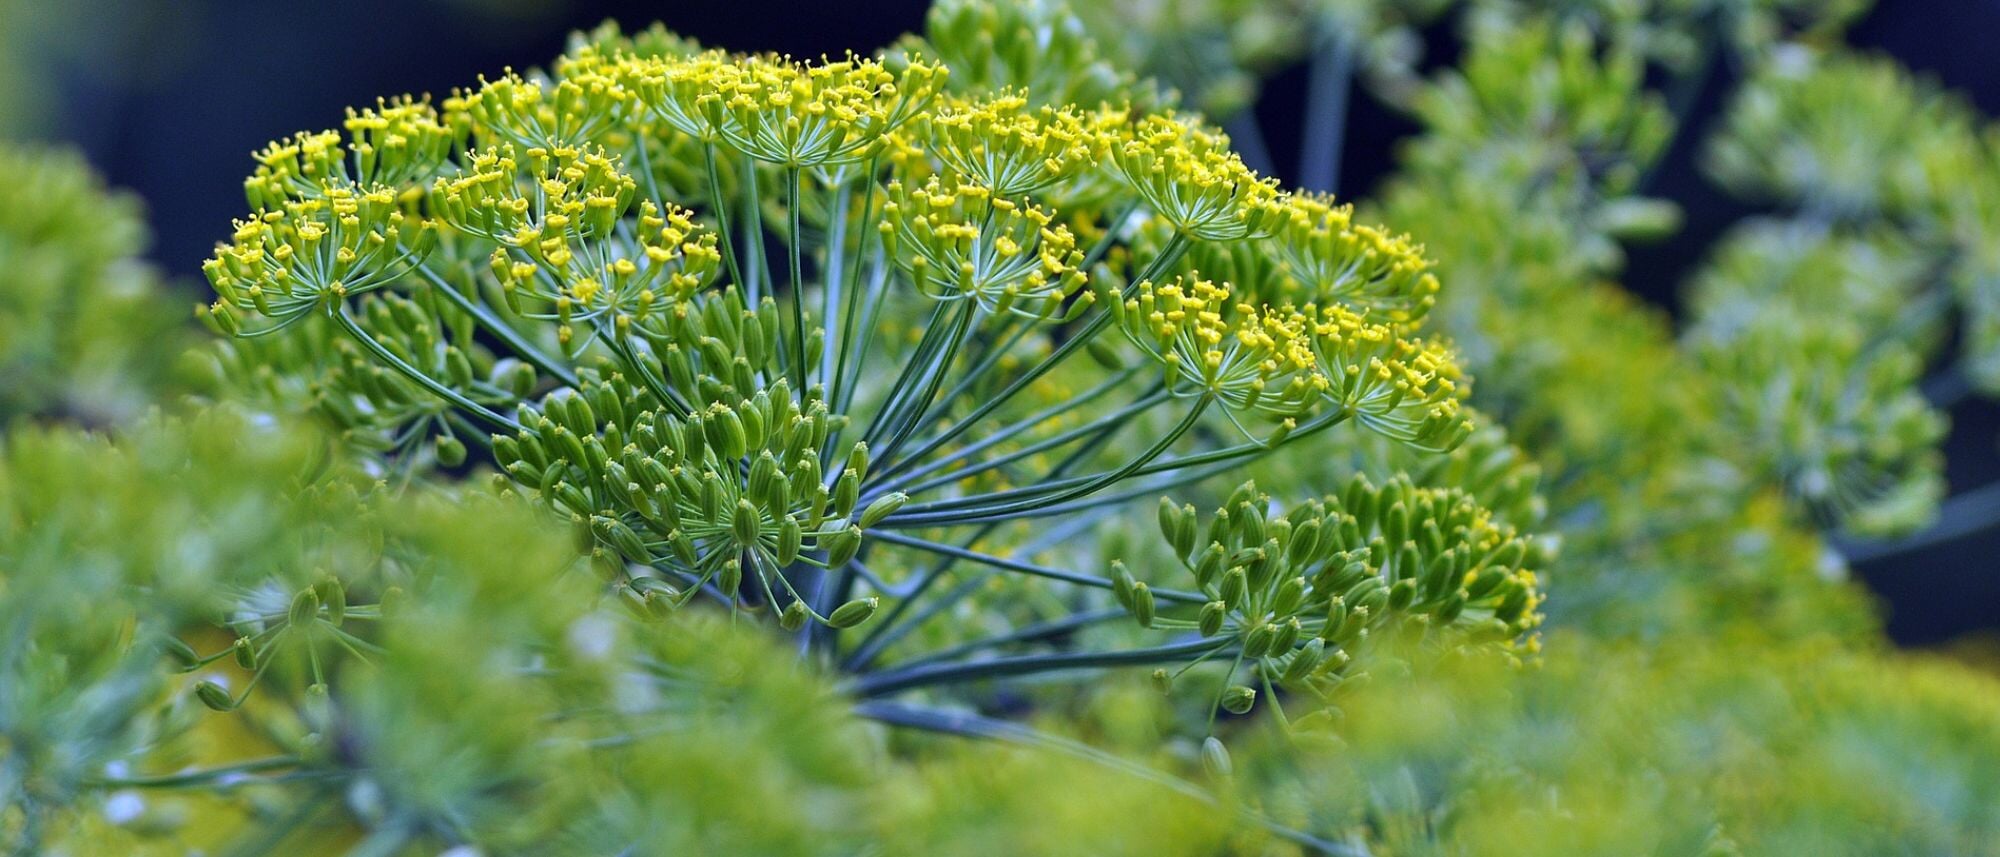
314,577,347,626
1387,578,1416,612
195,681,237,712
827,596,880,628
1271,617,1302,654
1193,543,1225,587
164,637,201,671
1220,567,1248,607
834,470,861,518
1242,621,1274,658
777,515,803,565
1272,576,1306,617
594,515,651,564
859,492,906,528
435,435,468,468
492,435,522,469
1199,600,1227,637
780,600,810,631
1220,684,1257,715
1159,498,1196,557
719,559,743,598
1281,638,1325,683
825,525,863,568
1436,591,1467,624
288,589,320,627
1201,736,1233,778
1131,582,1156,628
732,499,762,545
1466,567,1507,599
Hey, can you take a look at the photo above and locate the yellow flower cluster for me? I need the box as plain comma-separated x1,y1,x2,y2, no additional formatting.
924,94,1102,197
204,183,431,332
1269,194,1440,323
1109,274,1322,416
629,50,948,167
434,144,719,337
881,174,1089,320
455,54,636,151
1314,304,1469,451
1111,114,1284,240
245,98,453,208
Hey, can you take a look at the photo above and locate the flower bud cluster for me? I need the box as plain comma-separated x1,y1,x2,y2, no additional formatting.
1124,475,1544,696
494,376,896,625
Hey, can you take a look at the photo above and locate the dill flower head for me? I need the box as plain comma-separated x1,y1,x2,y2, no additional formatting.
202,27,1483,685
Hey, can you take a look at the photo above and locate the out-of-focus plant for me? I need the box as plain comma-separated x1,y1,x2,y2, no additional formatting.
0,146,183,424
9,0,2000,851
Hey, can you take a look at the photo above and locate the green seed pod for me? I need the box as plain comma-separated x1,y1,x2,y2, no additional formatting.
1271,617,1302,654
1220,684,1257,715
712,407,748,460
825,525,863,568
1422,551,1455,599
738,398,767,451
1282,638,1325,684
1193,543,1225,587
1495,587,1529,624
846,442,871,481
834,470,861,519
500,361,535,399
1132,582,1156,628
732,499,762,545
444,346,474,388
164,636,202,671
1242,621,1274,658
1219,567,1248,608
826,596,880,628
777,515,803,566
232,637,258,670
288,589,320,627
552,426,589,469
1201,736,1233,778
1199,600,1227,637
1321,598,1348,641
435,435,468,468
1387,578,1417,612
1158,497,1195,557
1112,560,1137,608
594,515,651,564
718,559,743,598
1466,567,1508,599
668,529,699,565
314,577,347,627
492,435,522,470
1383,501,1408,547
779,600,810,631
563,392,597,436
1437,591,1467,624
1150,668,1174,694
1287,518,1321,565
859,492,906,529
1273,576,1306,618
195,681,237,712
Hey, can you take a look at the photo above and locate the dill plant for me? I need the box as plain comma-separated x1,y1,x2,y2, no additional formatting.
6,0,2000,854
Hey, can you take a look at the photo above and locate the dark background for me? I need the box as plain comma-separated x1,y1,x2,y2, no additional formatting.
21,0,2000,646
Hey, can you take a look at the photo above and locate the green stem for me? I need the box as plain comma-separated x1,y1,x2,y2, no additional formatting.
334,307,519,432
849,638,1230,697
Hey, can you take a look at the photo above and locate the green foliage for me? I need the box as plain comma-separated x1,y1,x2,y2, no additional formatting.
0,146,183,423
5,0,2000,853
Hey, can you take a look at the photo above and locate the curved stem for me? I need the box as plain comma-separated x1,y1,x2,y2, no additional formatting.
848,638,1229,697
334,307,519,432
